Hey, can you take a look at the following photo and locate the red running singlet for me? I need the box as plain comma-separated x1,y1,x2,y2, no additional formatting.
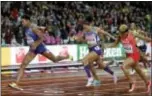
121,32,140,63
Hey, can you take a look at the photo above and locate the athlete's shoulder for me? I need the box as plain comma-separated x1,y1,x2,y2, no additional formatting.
128,32,136,41
31,23,38,29
31,23,41,33
128,32,133,37
94,26,102,30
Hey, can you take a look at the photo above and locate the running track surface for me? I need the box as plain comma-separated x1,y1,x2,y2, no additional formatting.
2,69,151,96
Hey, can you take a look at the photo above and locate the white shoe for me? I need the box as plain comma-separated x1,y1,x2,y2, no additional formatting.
86,77,94,87
9,82,24,91
131,70,135,75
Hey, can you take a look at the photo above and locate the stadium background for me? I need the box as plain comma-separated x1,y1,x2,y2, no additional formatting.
1,1,152,96
1,1,152,67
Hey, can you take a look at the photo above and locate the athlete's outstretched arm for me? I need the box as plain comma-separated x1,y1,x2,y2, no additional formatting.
97,28,116,40
73,34,87,43
134,33,152,42
106,36,120,48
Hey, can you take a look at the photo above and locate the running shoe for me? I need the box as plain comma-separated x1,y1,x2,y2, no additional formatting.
86,77,94,87
130,69,136,75
9,82,23,91
92,80,101,87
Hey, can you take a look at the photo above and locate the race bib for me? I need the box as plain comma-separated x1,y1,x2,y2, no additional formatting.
87,40,96,45
86,34,97,45
123,44,133,53
94,46,101,51
26,37,34,45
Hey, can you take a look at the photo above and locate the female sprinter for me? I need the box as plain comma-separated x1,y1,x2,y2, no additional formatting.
74,15,117,86
108,24,151,93
130,23,150,74
9,15,70,90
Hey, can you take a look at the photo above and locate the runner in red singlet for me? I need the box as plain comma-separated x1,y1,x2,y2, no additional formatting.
107,24,151,93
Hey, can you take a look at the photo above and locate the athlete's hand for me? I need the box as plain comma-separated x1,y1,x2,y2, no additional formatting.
73,35,86,43
73,36,79,41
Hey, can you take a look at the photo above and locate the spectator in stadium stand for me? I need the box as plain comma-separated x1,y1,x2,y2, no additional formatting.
11,34,21,46
49,32,56,45
150,20,152,34
60,26,69,44
10,8,19,22
55,35,62,44
43,31,52,45
4,28,13,45
1,32,6,46
1,2,151,46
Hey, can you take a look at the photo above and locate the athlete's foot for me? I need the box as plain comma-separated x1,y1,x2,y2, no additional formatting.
128,83,135,92
9,82,23,91
86,77,94,87
113,74,118,84
146,81,151,93
93,80,101,87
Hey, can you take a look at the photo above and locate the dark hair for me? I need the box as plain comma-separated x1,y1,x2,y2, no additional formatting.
84,15,93,24
124,29,129,33
22,14,30,20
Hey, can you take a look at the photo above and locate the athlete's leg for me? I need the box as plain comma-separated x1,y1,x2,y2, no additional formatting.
9,51,36,90
82,51,99,81
97,59,114,75
83,59,92,86
84,65,93,87
16,52,36,84
138,48,149,69
42,50,69,62
97,58,117,84
89,62,99,81
140,51,149,68
133,63,151,93
120,57,135,92
84,65,92,79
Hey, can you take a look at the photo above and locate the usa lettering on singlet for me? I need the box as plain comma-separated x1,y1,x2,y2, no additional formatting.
26,29,35,45
25,23,42,45
84,26,100,45
84,32,100,46
123,43,133,53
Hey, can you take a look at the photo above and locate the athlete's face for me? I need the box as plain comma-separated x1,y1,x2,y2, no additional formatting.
22,19,29,27
83,24,90,32
120,32,128,38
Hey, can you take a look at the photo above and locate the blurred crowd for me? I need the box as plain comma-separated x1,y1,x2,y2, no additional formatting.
1,1,152,47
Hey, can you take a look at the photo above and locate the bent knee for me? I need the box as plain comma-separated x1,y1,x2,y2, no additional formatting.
121,64,130,70
82,59,89,66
